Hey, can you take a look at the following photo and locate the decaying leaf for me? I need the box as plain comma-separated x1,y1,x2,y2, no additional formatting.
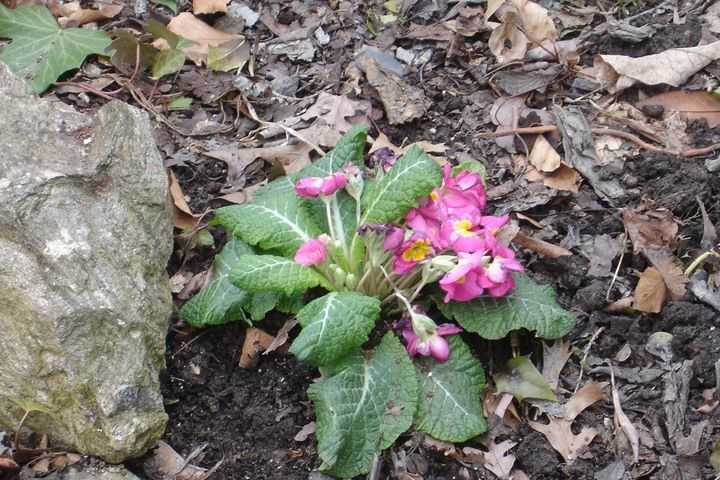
622,206,687,299
637,91,720,128
167,12,241,65
712,440,720,473
633,267,667,313
143,441,208,480
595,41,720,93
168,170,200,230
529,383,607,463
294,421,316,442
695,388,719,414
301,92,370,132
239,328,274,368
495,356,557,402
264,318,299,355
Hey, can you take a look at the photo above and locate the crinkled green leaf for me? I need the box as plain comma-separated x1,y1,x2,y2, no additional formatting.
0,4,112,93
436,273,575,340
151,48,185,79
180,239,253,327
495,356,557,402
290,292,380,367
277,291,305,314
230,254,330,294
214,178,320,257
361,145,442,224
246,291,280,321
453,159,487,182
309,333,417,478
414,336,487,442
294,124,368,179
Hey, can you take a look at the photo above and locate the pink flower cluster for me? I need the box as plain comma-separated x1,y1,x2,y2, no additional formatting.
387,164,523,302
398,318,462,362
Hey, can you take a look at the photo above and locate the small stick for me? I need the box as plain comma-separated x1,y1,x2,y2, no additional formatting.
574,327,604,394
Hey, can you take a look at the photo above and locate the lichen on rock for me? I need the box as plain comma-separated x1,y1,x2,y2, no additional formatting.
0,63,173,463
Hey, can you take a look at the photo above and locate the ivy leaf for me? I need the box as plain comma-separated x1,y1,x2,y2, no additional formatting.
361,145,442,224
290,292,380,367
294,124,368,179
309,333,418,478
436,273,575,340
213,178,320,257
0,4,112,93
151,48,185,79
495,356,557,402
414,336,487,442
180,238,253,327
230,254,331,294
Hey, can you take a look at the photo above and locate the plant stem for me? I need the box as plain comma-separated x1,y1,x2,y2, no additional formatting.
324,198,337,241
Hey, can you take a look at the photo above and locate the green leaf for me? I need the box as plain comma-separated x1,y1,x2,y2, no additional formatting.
0,4,112,93
301,190,357,245
495,356,557,402
150,0,178,12
436,273,575,340
230,254,330,294
277,291,305,314
214,178,320,257
168,96,193,110
108,30,157,74
290,292,380,367
309,333,418,478
246,292,281,321
151,48,185,79
414,336,487,442
180,239,253,327
453,159,487,182
145,19,182,48
361,145,442,224
294,124,368,179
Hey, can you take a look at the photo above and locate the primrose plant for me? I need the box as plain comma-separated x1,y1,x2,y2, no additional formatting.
181,126,575,478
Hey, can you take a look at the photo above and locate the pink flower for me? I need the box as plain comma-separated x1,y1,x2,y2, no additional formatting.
294,173,347,198
484,243,523,297
383,226,405,251
399,318,462,363
393,236,434,274
439,251,488,302
438,218,487,252
404,165,488,248
294,235,330,266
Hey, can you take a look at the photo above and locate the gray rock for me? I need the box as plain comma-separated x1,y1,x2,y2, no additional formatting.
0,63,172,462
21,464,141,480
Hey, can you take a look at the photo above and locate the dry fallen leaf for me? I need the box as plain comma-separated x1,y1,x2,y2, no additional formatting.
192,0,227,14
512,0,557,44
529,135,561,172
512,231,573,258
637,91,720,128
489,12,528,63
58,1,123,27
264,318,299,355
633,267,667,313
168,12,241,64
529,383,607,463
542,339,572,391
239,328,275,368
518,154,582,193
168,170,200,230
594,41,720,93
301,92,370,132
622,206,687,299
143,441,207,480
463,440,517,479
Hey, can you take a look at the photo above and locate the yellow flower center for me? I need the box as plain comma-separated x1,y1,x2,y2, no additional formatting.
430,191,440,201
455,275,466,284
453,219,474,237
401,239,432,262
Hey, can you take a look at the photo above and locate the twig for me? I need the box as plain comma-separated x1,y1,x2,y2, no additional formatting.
14,410,31,449
478,125,720,157
241,98,325,156
606,230,627,300
574,327,604,394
